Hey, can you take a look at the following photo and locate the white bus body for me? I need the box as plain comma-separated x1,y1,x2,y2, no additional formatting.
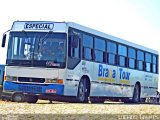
2,21,159,103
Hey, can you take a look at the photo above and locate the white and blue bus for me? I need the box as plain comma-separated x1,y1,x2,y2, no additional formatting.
1,21,159,103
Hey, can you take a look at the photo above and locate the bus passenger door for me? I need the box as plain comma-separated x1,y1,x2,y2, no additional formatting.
65,32,81,96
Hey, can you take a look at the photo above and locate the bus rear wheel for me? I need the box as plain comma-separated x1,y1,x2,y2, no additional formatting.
25,95,39,103
77,78,89,103
132,84,140,103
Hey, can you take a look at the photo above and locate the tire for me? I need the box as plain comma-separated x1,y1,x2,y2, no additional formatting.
77,78,89,103
12,93,25,102
25,95,38,103
132,84,140,103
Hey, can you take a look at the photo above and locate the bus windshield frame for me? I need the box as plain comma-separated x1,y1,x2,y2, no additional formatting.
6,31,67,68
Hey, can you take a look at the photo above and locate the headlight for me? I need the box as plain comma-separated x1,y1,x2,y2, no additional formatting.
45,79,57,83
6,76,17,81
45,78,63,84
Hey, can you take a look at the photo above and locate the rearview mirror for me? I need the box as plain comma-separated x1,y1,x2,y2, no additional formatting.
1,34,6,47
72,35,79,48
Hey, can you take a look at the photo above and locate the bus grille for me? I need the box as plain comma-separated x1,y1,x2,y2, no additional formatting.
18,85,42,93
18,77,45,83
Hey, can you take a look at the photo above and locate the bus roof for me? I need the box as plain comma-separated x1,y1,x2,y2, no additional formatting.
67,22,158,55
11,21,158,54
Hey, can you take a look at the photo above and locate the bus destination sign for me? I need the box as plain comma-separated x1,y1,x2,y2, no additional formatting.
24,23,54,30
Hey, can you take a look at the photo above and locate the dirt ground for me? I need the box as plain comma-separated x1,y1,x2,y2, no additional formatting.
0,100,160,120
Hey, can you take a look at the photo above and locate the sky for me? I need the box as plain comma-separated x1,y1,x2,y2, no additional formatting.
0,0,160,64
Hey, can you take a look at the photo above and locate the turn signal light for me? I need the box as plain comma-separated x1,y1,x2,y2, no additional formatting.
57,79,63,84
3,75,6,81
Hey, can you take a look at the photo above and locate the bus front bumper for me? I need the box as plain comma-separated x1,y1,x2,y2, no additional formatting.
3,81,64,95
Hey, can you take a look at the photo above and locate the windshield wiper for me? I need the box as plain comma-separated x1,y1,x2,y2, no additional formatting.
37,31,53,53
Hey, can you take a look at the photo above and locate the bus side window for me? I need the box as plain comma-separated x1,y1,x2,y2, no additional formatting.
152,55,158,73
82,34,93,60
107,41,117,65
128,47,136,69
118,44,127,67
137,50,144,71
94,37,105,63
145,53,152,72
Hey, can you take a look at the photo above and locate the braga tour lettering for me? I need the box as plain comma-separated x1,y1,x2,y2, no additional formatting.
98,64,131,80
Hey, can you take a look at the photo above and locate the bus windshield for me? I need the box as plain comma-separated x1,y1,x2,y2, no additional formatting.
7,32,67,68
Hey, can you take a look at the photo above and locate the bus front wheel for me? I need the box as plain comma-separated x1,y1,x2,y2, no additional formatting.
77,78,89,103
12,93,25,102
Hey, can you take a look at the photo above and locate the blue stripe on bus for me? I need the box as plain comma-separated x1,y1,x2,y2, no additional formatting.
3,81,64,95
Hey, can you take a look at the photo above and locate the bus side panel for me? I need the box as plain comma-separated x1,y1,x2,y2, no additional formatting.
104,65,118,97
128,69,147,98
63,61,82,96
122,68,142,98
90,63,105,97
90,82,105,97
153,74,159,89
141,72,158,98
90,63,118,97
64,80,79,96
